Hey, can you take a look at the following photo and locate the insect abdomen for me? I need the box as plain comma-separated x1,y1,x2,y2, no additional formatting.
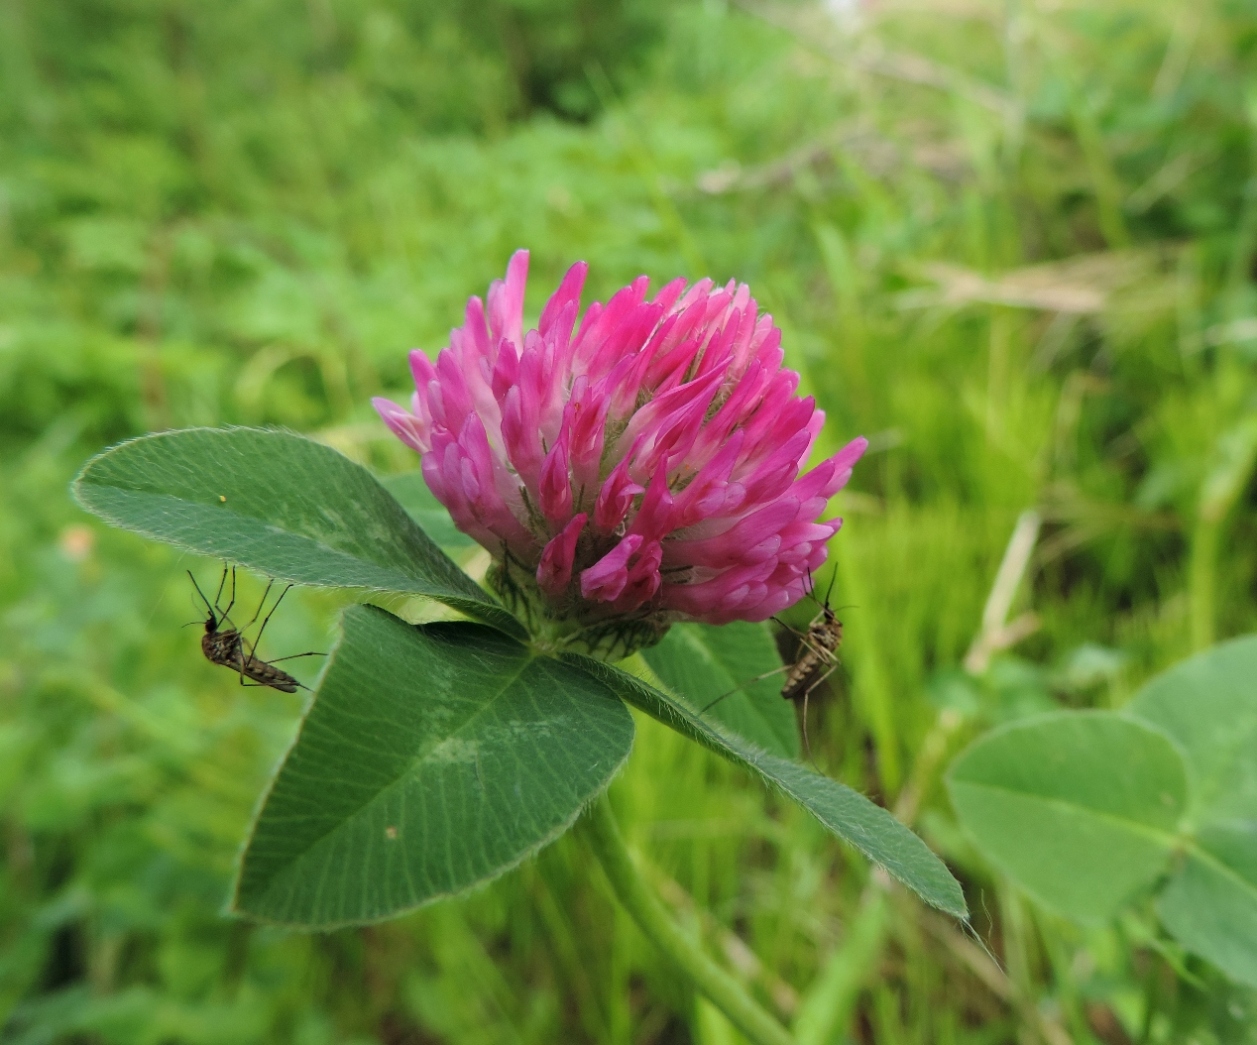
241,656,300,693
201,629,298,692
780,619,843,701
781,659,821,702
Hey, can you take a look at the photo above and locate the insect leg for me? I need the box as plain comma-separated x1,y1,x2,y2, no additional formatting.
769,613,805,636
265,651,327,663
245,578,276,636
214,564,229,612
700,664,792,713
250,583,292,658
770,614,829,660
771,614,834,665
187,571,216,619
219,565,238,627
797,664,838,767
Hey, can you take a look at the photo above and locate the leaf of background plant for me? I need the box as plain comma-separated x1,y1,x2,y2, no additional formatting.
1127,637,1257,985
72,428,524,638
947,712,1189,923
570,654,968,917
380,471,478,553
1129,635,1257,825
642,621,799,760
1157,825,1257,988
234,606,634,928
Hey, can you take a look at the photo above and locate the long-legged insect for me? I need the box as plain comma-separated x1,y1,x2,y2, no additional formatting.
779,571,844,704
188,566,323,692
702,570,845,760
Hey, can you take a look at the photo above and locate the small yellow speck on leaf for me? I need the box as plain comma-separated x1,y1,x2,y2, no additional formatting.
385,825,398,840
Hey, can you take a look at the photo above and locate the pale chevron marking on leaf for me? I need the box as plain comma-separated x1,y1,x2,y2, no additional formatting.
234,607,633,928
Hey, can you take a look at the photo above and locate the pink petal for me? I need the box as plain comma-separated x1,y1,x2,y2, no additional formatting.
488,249,529,346
593,459,645,535
628,461,675,543
581,535,643,603
609,539,663,613
537,513,587,597
372,397,430,454
664,499,799,569
539,261,587,345
538,430,574,525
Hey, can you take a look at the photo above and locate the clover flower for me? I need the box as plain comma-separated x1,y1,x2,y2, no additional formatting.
374,251,866,652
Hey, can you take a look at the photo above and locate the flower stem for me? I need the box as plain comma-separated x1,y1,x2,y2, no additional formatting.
578,793,796,1045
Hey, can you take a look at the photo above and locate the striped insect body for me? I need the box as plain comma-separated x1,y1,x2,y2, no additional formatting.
781,602,843,704
189,567,322,693
199,620,300,692
701,571,844,717
698,569,845,764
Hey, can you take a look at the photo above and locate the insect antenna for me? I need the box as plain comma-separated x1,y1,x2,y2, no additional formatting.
798,566,837,614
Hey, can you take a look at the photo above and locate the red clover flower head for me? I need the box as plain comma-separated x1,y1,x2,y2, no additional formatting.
374,251,866,654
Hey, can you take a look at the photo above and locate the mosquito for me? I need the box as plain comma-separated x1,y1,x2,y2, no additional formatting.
779,571,844,708
187,566,324,692
703,569,845,759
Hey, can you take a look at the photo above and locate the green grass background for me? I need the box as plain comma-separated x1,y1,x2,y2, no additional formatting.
2,0,1256,1041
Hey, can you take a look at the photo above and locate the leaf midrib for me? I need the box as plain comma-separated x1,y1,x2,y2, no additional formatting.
955,780,1257,908
253,643,538,896
81,478,521,637
593,655,968,914
951,778,1186,847
1180,835,1257,904
84,482,460,594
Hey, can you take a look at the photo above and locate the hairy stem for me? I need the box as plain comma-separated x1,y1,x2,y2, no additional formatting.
578,793,796,1045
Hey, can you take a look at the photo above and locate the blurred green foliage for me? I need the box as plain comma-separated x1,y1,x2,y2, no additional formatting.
2,0,1257,1041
